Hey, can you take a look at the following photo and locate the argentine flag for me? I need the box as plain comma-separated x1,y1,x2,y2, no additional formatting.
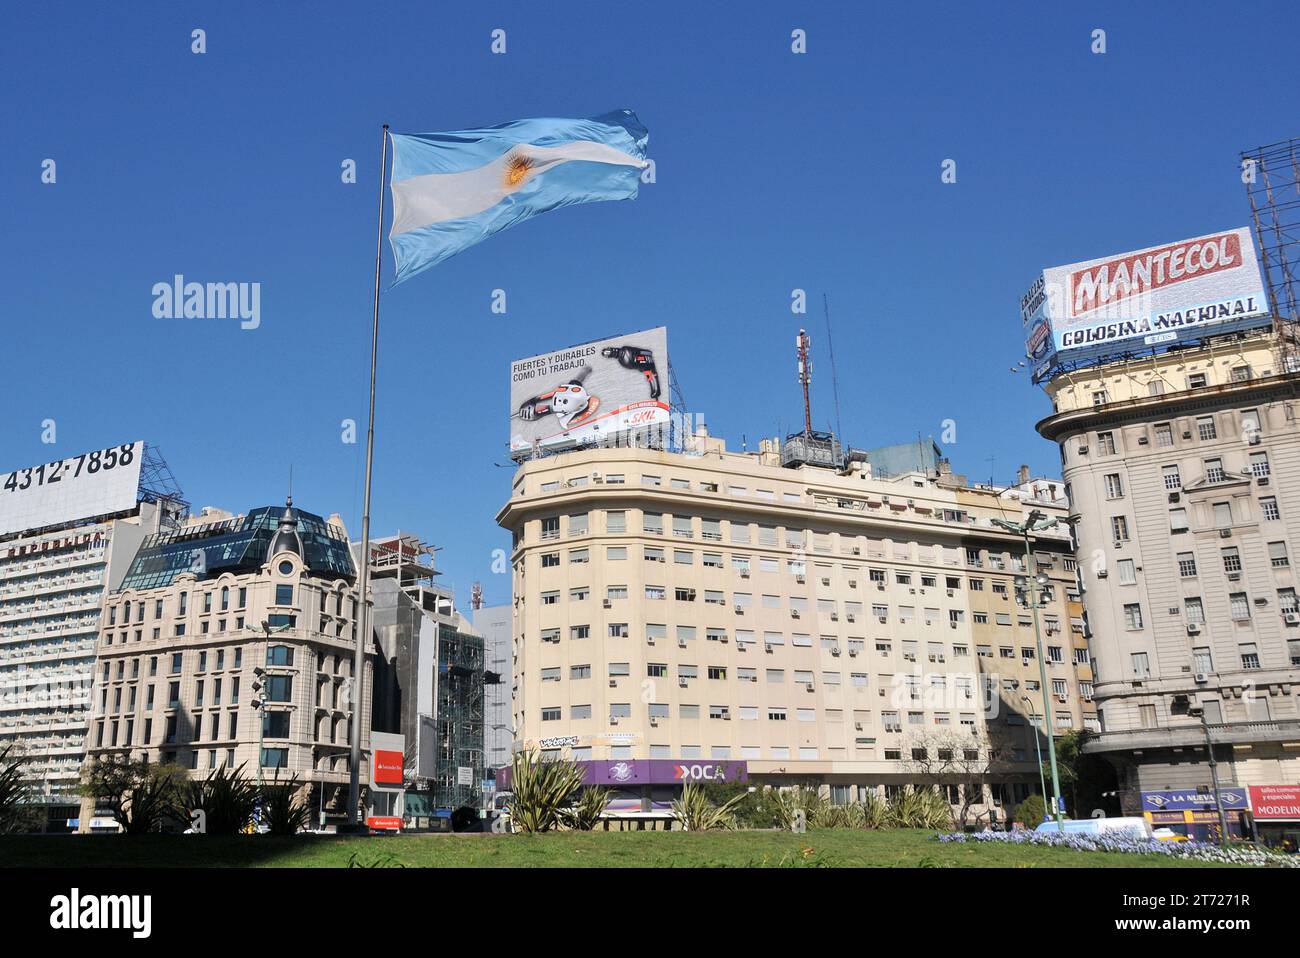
388,111,649,283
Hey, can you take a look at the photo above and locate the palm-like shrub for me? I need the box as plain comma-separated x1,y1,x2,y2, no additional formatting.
887,787,953,829
185,763,258,835
857,791,889,829
506,750,587,833
0,744,34,834
562,786,612,831
260,770,313,835
772,785,825,829
672,783,744,831
80,755,185,834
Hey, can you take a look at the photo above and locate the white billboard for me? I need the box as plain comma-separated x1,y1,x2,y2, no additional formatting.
1022,227,1269,376
510,327,669,456
0,442,145,537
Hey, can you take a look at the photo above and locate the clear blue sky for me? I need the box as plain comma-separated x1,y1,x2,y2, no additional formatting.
2,1,1294,607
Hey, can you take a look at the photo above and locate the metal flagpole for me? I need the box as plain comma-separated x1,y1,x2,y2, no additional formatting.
349,123,389,828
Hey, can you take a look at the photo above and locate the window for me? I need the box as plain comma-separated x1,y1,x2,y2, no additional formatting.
1251,452,1271,479
1149,381,1165,397
1197,416,1217,440
606,547,627,561
1123,604,1143,630
672,516,693,538
540,517,560,540
1170,508,1188,534
1229,592,1251,621
1188,372,1208,389
1262,497,1281,521
171,653,183,674
1222,547,1242,574
606,511,627,534
1163,464,1182,490
541,552,560,568
1193,647,1213,673
541,707,562,722
1185,597,1205,625
567,513,588,536
642,512,663,535
1240,643,1260,670
1111,516,1130,542
1177,552,1197,577
266,645,294,666
1271,541,1292,568
1154,423,1174,447
1116,559,1136,585
264,675,292,702
541,591,559,605
569,548,589,564
674,550,693,565
570,664,591,679
1104,473,1124,499
571,705,592,719
1097,431,1116,455
606,584,628,600
1204,458,1226,483
1131,652,1150,679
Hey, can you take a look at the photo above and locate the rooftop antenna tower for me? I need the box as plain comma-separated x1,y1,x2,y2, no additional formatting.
823,295,844,442
796,328,813,436
1241,137,1300,374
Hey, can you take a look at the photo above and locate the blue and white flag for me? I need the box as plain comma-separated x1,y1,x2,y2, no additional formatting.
388,111,649,283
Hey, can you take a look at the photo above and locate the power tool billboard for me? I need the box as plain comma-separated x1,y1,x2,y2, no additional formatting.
510,327,669,456
1020,227,1269,380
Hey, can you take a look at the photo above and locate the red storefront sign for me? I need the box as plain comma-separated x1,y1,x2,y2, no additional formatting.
372,749,404,786
366,816,402,831
1248,785,1300,821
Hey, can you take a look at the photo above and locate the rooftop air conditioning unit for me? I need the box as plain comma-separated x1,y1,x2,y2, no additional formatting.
1220,529,1233,539
904,652,916,661
804,683,815,692
1057,694,1067,703
591,471,604,483
1183,431,1192,439
764,644,774,654
740,571,750,579
1259,476,1270,486
1097,570,1108,578
1187,623,1201,635
946,589,954,597
1228,572,1241,581
1284,613,1300,626
831,647,841,656
855,722,863,731
878,616,887,624
1169,492,1181,503
609,679,617,687
849,648,858,657
848,580,858,589
1194,672,1209,684
846,614,856,623
678,639,687,648
650,717,658,726
610,718,619,726
1022,658,1032,666
679,678,688,687
791,610,801,619
734,605,744,614
796,575,806,584
722,713,731,721
603,599,613,608
831,612,839,621
647,636,655,645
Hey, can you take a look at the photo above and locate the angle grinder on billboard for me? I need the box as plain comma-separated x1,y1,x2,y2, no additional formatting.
1020,227,1269,380
509,327,670,457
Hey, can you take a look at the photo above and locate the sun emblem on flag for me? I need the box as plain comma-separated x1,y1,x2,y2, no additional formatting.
504,151,535,189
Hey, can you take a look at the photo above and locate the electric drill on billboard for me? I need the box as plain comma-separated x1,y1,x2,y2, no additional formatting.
600,345,661,399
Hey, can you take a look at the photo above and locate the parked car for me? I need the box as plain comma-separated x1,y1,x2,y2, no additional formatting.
1152,827,1190,842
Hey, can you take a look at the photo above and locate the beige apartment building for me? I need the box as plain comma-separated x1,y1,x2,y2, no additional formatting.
1037,329,1300,811
78,501,372,829
497,431,1096,817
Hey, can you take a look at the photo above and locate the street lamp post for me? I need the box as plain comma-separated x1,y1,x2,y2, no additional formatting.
1021,693,1048,809
1191,706,1230,845
993,510,1072,833
251,621,293,791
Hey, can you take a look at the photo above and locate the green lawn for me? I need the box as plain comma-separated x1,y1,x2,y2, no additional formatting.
0,829,1231,868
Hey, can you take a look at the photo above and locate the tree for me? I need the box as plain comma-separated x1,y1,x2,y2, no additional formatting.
0,743,41,834
261,770,313,835
79,756,185,834
505,750,586,833
902,730,1008,828
1015,793,1047,826
1049,729,1117,817
183,763,257,835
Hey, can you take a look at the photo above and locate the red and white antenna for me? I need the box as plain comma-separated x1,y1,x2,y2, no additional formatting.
796,328,813,436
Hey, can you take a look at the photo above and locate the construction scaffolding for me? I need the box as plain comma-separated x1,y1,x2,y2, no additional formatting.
434,623,485,809
1241,137,1300,375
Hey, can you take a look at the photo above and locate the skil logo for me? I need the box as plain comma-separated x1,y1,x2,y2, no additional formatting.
1068,232,1241,317
673,763,729,782
607,761,634,783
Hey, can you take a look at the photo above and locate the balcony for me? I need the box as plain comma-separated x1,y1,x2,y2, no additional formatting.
1085,719,1300,754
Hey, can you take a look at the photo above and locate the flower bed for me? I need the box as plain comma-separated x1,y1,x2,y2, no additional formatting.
938,830,1299,867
